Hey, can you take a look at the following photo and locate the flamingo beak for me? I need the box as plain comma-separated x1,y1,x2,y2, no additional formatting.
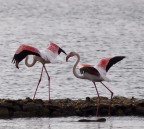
66,56,69,62
66,54,71,62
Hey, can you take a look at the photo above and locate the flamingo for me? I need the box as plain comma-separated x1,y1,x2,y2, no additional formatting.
66,51,125,116
12,42,66,101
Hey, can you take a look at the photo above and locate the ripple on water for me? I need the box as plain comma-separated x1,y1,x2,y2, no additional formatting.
0,0,144,100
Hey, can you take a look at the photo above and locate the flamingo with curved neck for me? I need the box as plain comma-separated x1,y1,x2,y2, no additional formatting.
24,55,51,100
66,51,125,116
12,43,66,101
25,56,37,67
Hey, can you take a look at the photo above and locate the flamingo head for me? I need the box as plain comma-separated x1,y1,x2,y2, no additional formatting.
66,52,76,62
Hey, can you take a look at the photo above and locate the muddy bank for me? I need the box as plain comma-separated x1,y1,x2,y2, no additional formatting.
0,96,144,118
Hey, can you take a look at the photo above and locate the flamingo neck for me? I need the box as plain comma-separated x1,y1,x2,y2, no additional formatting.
73,53,85,79
25,56,37,67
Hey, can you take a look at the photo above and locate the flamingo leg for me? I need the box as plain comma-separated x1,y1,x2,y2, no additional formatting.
93,82,100,116
43,65,50,101
33,66,44,100
100,82,113,115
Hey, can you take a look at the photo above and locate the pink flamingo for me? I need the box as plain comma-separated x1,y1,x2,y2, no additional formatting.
66,51,125,116
12,42,66,101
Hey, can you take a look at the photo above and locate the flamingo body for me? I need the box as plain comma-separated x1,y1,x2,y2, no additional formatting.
79,65,101,81
66,51,125,116
78,56,125,82
12,42,66,100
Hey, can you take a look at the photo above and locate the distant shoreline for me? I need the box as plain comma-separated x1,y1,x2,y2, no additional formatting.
0,96,144,118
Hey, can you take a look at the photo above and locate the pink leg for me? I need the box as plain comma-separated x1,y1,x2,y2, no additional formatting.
33,66,44,100
93,82,100,116
101,82,113,115
43,65,50,101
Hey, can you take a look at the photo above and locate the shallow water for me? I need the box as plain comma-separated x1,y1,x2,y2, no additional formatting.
0,0,144,100
0,117,144,129
0,0,144,128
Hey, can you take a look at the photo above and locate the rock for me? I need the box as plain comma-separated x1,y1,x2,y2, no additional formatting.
14,111,26,117
116,109,125,116
14,111,36,117
136,100,144,107
86,97,91,102
12,105,21,111
99,104,109,116
0,96,144,118
123,104,133,115
34,99,44,105
39,107,50,116
80,105,96,116
0,107,9,118
62,105,76,116
51,111,63,117
23,102,43,112
112,104,125,116
135,106,144,116
78,118,106,122
0,101,13,108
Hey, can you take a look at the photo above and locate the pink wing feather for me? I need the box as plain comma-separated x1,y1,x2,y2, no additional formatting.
97,56,125,72
15,44,40,55
12,44,41,68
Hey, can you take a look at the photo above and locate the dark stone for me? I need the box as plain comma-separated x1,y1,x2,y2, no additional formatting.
0,107,9,118
51,111,63,117
80,105,96,116
0,96,144,118
62,105,76,116
123,104,133,115
0,101,13,108
12,105,21,111
116,109,125,116
14,111,27,117
135,106,144,116
34,99,44,105
136,100,144,107
25,97,33,103
39,107,50,116
99,104,109,116
47,104,61,112
14,111,36,117
78,118,106,122
86,97,91,102
23,102,43,112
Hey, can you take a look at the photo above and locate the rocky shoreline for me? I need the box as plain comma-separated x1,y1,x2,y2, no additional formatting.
0,96,144,118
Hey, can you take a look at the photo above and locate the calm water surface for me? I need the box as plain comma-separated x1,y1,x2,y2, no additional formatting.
0,0,144,128
0,117,144,129
0,0,144,100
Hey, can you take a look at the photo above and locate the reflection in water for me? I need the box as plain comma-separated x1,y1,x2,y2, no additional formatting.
49,124,51,129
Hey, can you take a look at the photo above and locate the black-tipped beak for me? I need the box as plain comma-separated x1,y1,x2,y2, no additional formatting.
66,55,70,62
66,56,68,62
